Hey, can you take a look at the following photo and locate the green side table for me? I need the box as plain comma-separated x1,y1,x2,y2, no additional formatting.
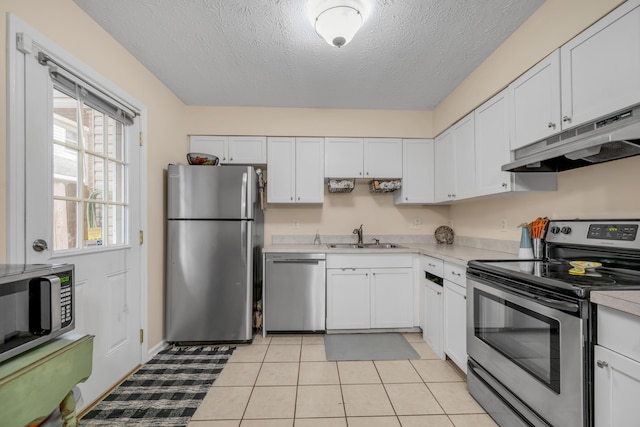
0,334,94,427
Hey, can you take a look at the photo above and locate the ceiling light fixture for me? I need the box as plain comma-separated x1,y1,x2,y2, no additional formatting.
315,6,363,48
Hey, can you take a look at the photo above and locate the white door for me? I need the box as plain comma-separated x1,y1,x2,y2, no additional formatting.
475,89,512,196
326,269,370,329
266,137,296,203
295,137,324,203
370,268,413,328
434,130,455,202
444,280,467,373
509,50,561,150
22,50,143,409
452,113,476,200
363,138,403,178
324,137,364,178
394,139,434,204
594,345,640,427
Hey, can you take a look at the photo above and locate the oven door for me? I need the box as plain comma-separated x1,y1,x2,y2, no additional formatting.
467,276,586,427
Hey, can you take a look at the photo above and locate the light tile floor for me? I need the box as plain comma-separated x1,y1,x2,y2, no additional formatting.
188,332,497,427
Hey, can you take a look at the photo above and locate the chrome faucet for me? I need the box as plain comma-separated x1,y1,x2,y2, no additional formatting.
353,224,364,246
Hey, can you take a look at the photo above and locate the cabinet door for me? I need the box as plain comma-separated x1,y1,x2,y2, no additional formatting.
434,130,455,203
266,137,295,203
394,139,434,204
444,280,467,373
509,50,561,150
594,344,640,427
561,1,640,129
370,268,413,328
326,269,370,329
363,138,402,178
475,89,512,196
189,135,228,163
228,136,267,164
295,138,324,203
452,113,476,200
423,280,445,360
324,137,364,178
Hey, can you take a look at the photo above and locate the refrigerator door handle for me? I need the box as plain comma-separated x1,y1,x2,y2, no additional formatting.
241,172,248,218
242,220,253,337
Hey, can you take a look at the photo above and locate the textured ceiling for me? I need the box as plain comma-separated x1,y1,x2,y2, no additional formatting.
73,0,544,110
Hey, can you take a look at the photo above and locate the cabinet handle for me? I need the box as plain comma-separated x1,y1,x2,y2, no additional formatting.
405,197,408,201
437,291,441,295
464,295,467,300
366,172,369,176
452,271,461,276
359,172,362,176
502,183,507,188
223,157,226,161
547,122,556,129
365,272,369,276
290,197,293,201
230,157,233,161
597,360,609,369
563,116,572,123
452,194,456,198
447,194,451,198
297,197,300,200
428,263,436,267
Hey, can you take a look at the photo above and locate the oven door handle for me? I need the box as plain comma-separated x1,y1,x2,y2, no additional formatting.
528,294,579,313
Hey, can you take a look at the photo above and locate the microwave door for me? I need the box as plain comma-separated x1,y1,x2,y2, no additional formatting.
29,275,61,334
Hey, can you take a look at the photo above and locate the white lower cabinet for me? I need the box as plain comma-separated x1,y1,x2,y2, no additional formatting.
443,262,467,373
371,268,413,328
594,305,640,426
423,280,445,359
594,345,640,427
326,269,370,329
326,255,413,330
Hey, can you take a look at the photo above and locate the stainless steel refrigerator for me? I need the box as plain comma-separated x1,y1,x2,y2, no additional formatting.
166,164,263,343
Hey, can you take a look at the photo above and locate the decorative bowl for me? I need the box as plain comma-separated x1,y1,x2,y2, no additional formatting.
187,153,219,165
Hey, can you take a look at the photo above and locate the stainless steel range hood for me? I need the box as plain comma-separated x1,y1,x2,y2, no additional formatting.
503,105,640,172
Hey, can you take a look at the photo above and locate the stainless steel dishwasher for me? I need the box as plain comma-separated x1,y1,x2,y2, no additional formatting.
264,253,326,332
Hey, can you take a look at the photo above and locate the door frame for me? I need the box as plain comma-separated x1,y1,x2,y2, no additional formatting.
6,14,150,363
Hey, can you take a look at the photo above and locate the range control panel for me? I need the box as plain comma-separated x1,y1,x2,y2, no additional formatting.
587,224,638,241
546,220,640,250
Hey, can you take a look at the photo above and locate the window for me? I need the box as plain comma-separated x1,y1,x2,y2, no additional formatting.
44,55,134,251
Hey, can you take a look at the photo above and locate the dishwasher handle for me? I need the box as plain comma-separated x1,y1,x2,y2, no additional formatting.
270,259,323,265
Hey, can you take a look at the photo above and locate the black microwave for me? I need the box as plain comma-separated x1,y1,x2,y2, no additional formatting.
0,264,74,363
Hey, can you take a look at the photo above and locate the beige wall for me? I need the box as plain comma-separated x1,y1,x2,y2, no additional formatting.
433,0,639,242
185,106,442,243
0,0,187,348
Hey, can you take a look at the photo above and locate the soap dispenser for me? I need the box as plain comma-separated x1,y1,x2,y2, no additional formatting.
313,231,321,245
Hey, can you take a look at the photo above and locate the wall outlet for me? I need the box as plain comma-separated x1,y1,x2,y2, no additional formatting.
500,218,508,232
411,217,422,229
292,220,299,229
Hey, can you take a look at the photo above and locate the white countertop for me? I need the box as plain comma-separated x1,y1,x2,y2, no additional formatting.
263,243,518,265
592,291,640,317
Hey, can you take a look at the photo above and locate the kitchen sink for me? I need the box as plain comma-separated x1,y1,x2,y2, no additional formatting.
328,243,405,249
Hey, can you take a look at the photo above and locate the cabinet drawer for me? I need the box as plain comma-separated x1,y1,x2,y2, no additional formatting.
327,254,412,269
444,262,466,287
421,255,444,277
598,305,640,363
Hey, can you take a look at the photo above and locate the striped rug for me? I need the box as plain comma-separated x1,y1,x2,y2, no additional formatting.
81,346,234,426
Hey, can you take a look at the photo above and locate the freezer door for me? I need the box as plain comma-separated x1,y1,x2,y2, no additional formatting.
166,220,253,342
167,164,256,219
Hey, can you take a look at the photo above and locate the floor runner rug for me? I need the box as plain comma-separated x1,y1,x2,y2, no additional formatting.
81,345,234,426
325,332,419,361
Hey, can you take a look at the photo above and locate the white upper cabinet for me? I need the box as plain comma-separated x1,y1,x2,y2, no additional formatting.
189,135,228,162
267,137,324,204
324,137,402,178
434,129,455,203
227,136,267,164
363,138,403,178
510,0,640,151
295,138,325,203
324,137,364,178
189,135,266,164
475,89,512,196
394,139,435,205
452,113,476,200
434,112,475,202
560,0,640,128
509,51,561,151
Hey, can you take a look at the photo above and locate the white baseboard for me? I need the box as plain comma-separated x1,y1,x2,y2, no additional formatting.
147,340,167,361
